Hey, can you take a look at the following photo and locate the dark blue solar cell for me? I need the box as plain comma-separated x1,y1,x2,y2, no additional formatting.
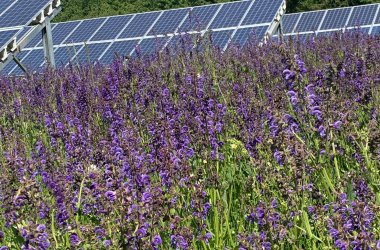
64,18,106,44
52,21,81,45
133,37,167,56
0,29,19,50
320,8,351,30
242,0,284,25
371,25,380,35
294,11,325,33
231,26,269,46
209,1,251,29
72,43,111,65
281,14,300,34
91,15,134,41
179,5,221,32
149,8,189,35
119,12,160,39
100,40,139,64
348,5,377,27
0,0,51,28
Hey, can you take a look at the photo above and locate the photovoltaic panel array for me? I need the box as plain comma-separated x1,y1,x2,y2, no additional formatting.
2,0,286,75
278,3,380,39
0,0,61,73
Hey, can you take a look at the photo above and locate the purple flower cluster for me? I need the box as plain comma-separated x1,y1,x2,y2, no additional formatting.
0,30,379,249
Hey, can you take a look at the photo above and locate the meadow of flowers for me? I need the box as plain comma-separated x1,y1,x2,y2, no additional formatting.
0,31,379,249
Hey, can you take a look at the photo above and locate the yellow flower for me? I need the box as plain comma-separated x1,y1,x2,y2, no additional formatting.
203,159,207,164
231,144,238,149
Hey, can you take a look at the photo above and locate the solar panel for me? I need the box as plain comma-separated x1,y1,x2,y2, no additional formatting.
3,0,286,75
347,5,377,27
118,12,161,39
281,14,300,34
294,11,325,33
64,18,106,44
90,15,134,41
52,22,81,45
209,1,252,29
179,5,221,32
100,40,139,64
0,29,19,50
281,3,380,39
231,26,269,46
149,8,189,35
242,0,283,25
0,0,52,28
320,8,351,30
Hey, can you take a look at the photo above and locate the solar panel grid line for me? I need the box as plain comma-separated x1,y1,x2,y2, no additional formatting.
225,0,257,51
369,4,380,34
54,21,82,45
97,14,138,64
161,8,193,51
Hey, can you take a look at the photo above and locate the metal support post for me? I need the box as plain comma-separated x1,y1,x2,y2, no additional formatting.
42,19,55,68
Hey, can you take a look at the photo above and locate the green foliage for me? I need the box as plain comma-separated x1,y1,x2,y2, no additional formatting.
55,0,380,23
